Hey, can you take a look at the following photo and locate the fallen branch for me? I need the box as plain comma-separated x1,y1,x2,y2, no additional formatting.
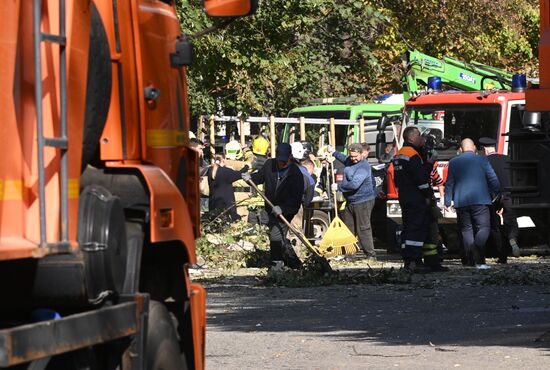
352,345,420,358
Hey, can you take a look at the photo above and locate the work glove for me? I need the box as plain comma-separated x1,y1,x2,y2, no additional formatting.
241,172,252,182
444,204,455,213
331,183,339,193
272,205,283,217
327,145,335,154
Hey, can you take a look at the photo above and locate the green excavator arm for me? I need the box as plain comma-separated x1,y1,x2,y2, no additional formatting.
402,49,514,100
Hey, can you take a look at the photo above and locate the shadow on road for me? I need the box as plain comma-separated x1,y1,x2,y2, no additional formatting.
204,270,550,352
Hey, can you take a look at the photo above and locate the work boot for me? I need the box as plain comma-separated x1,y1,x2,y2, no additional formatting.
404,260,431,274
268,260,285,273
430,264,449,272
510,239,521,258
283,246,303,270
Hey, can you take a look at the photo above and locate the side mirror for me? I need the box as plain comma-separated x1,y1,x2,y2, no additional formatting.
377,115,389,131
204,0,258,17
375,132,387,162
522,111,541,131
171,38,194,67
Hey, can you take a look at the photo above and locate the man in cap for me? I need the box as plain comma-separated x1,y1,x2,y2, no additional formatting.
329,143,378,260
242,143,304,271
479,137,520,262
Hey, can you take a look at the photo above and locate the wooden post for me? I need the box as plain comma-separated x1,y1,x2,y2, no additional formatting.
197,116,204,142
209,115,216,164
299,116,306,141
239,116,245,146
359,117,365,143
329,118,336,147
318,126,325,149
269,115,276,158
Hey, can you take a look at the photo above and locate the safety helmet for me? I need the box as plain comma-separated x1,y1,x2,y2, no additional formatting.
252,136,269,155
291,142,306,160
224,140,242,160
300,141,313,158
317,145,329,159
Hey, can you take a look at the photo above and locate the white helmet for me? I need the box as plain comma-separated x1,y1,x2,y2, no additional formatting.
290,142,306,160
317,145,329,159
224,140,242,160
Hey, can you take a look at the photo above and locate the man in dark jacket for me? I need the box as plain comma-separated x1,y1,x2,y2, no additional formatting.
479,137,520,262
243,143,304,270
445,138,500,268
393,127,433,273
330,143,377,259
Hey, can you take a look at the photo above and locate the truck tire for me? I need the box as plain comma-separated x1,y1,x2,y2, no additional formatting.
310,210,330,239
122,222,144,294
78,185,127,303
146,301,187,370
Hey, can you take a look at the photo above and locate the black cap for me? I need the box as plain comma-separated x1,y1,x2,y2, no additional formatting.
478,137,497,146
275,143,292,161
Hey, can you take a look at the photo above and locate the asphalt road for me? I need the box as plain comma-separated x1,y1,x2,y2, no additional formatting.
202,260,550,369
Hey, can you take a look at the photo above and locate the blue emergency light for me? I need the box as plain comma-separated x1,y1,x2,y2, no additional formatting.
512,74,527,92
427,76,442,92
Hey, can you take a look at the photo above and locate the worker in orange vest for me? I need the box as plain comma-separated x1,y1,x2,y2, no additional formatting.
392,126,433,273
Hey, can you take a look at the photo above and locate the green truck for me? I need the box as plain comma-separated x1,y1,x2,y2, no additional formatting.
286,97,403,157
284,49,514,154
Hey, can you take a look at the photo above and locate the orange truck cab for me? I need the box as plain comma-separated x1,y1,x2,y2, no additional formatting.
0,0,256,369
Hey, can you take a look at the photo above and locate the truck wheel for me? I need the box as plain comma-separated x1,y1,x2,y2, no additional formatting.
310,210,330,239
122,222,144,294
146,301,187,370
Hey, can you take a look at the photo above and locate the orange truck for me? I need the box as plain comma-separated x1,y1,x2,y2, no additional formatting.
0,0,255,369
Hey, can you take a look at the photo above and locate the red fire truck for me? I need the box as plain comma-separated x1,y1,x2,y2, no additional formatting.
382,85,537,251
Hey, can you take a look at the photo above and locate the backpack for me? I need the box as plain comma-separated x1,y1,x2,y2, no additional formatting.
199,165,217,197
298,165,315,207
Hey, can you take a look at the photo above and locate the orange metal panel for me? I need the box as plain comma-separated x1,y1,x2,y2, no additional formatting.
106,162,197,263
526,0,550,111
135,1,190,179
96,0,142,161
0,1,89,261
189,283,206,370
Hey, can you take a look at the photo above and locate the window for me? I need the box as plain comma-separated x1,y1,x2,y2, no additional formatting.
405,104,501,160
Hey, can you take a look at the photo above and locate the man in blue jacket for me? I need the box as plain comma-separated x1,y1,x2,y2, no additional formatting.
330,143,377,259
444,138,500,268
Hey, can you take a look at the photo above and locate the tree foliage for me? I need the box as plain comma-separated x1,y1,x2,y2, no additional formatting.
176,0,539,117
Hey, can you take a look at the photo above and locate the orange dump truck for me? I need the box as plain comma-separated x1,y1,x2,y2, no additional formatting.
0,0,255,369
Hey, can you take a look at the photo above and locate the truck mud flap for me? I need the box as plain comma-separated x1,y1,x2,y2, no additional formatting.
189,283,206,370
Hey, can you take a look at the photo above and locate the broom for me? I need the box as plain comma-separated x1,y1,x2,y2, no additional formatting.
317,149,360,257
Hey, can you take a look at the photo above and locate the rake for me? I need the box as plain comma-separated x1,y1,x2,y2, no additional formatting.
317,151,360,258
